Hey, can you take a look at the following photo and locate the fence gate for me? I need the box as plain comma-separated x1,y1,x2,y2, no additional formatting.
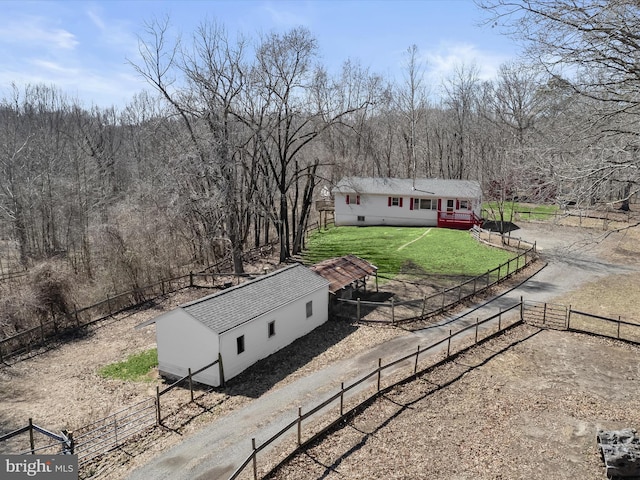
522,300,568,330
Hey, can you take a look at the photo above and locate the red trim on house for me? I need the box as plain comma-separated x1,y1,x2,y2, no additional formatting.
346,194,350,204
356,195,360,205
399,197,403,208
409,197,414,210
388,197,392,207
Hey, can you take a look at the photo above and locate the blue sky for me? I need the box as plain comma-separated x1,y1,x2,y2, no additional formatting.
0,0,521,109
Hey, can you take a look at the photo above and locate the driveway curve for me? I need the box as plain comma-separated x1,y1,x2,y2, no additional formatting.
125,222,637,480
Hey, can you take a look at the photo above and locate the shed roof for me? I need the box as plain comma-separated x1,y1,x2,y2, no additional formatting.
309,255,377,294
176,264,329,334
333,177,481,199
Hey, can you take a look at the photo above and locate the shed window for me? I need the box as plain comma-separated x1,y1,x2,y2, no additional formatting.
346,194,360,205
268,321,275,338
306,301,313,318
357,215,365,222
388,197,402,207
236,335,245,354
459,200,470,210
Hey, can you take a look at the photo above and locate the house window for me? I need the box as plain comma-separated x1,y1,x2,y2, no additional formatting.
346,194,360,205
306,300,313,318
357,216,365,222
413,198,437,210
388,197,403,207
236,335,245,354
459,200,470,210
268,321,275,338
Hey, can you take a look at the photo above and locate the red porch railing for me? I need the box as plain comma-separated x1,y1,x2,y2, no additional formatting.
437,211,483,229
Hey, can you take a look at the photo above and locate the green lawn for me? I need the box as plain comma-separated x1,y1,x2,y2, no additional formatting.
99,348,158,382
304,226,513,276
483,202,560,221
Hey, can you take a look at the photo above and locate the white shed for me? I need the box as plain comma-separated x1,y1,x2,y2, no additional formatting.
333,177,482,229
152,263,330,387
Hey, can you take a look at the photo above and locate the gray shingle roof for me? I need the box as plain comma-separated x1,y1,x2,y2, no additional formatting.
332,177,481,198
180,264,329,334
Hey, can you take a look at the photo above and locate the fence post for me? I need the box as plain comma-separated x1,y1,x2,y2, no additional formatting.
188,368,194,403
156,386,161,426
421,295,427,319
29,418,35,454
447,330,452,357
498,308,502,331
114,416,118,446
520,297,524,322
189,272,194,287
357,298,361,322
297,407,302,446
414,345,420,374
252,438,258,480
377,358,382,392
475,318,479,343
567,307,572,329
340,382,344,416
543,303,547,325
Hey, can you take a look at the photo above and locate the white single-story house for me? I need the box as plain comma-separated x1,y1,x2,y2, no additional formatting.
332,177,483,229
150,263,330,387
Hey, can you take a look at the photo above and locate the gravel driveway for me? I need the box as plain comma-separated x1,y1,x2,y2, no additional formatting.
125,222,638,480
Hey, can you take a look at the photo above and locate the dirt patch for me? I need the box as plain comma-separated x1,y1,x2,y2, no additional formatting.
265,325,639,480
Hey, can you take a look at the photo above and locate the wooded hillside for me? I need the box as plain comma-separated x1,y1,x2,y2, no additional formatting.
1,2,639,334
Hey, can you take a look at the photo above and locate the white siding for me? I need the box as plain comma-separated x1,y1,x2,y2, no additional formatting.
334,193,437,226
219,287,329,382
156,310,221,386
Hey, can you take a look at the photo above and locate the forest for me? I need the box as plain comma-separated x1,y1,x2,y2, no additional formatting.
1,1,639,336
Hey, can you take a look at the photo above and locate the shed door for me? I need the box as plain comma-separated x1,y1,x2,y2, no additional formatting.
446,199,454,212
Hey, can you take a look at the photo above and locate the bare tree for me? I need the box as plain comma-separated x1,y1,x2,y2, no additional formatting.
478,0,640,208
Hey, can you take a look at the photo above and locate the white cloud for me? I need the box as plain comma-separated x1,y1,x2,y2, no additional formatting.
0,16,78,50
424,41,509,84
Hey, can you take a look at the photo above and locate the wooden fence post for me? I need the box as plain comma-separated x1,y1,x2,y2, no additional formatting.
156,386,161,426
475,318,479,343
498,308,502,331
356,298,361,322
297,407,302,446
340,382,344,416
567,307,572,329
447,330,452,357
113,416,118,446
520,297,524,322
189,272,194,287
414,345,420,374
252,438,258,480
29,418,35,454
377,358,382,392
188,368,194,403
